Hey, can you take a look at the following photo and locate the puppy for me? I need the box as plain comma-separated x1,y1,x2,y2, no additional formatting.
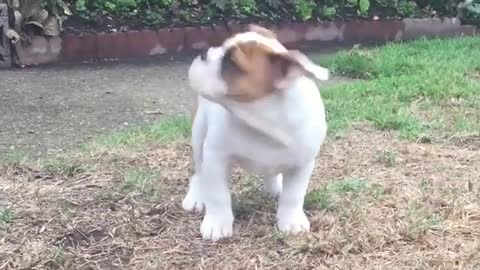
184,25,329,241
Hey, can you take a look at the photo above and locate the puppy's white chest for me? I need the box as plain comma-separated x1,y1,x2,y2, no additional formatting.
228,120,324,174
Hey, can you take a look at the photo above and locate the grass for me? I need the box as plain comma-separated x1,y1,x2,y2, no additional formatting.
41,156,85,177
305,177,372,211
375,149,397,167
0,207,13,225
122,168,160,196
87,115,191,150
316,37,480,139
1,151,29,167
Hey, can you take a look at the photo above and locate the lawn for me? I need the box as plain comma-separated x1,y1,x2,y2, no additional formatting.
1,36,479,269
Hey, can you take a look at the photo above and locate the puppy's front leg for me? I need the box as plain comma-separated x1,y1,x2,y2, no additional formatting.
198,150,233,241
276,161,315,234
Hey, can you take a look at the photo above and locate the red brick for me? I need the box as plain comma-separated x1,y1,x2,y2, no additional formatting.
184,26,209,52
227,22,247,35
343,20,405,43
61,33,98,61
127,30,166,58
304,22,342,42
208,25,230,46
159,27,184,53
272,24,303,49
97,32,129,59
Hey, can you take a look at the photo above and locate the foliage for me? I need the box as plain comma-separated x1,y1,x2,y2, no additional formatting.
4,0,478,34
458,0,480,26
54,0,478,28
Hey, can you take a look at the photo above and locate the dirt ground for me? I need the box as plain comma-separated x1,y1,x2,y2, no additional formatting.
0,59,194,157
0,125,479,269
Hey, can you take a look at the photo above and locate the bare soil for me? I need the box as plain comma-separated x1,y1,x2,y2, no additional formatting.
1,125,479,269
0,59,193,157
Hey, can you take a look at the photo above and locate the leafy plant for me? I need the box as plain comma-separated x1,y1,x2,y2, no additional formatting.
397,0,418,16
458,0,480,26
294,0,315,21
229,0,257,16
358,0,371,15
210,0,228,10
319,5,337,19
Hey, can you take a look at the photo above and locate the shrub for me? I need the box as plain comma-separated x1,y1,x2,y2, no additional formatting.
53,0,480,28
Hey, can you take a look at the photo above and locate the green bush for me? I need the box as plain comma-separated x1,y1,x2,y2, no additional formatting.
60,0,478,27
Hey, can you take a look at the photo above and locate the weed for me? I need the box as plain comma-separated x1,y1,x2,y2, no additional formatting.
305,186,334,210
46,248,65,269
305,178,368,210
370,183,386,199
41,156,84,177
375,150,397,167
329,178,368,193
0,207,13,225
91,115,191,150
1,151,29,167
407,201,442,238
122,169,159,195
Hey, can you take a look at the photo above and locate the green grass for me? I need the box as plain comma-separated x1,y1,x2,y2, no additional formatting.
122,169,160,196
89,115,191,150
1,151,29,166
406,201,443,238
316,37,480,139
305,177,372,210
375,150,397,167
0,207,13,225
41,156,85,177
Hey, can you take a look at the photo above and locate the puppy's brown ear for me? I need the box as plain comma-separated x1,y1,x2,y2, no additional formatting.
269,50,329,88
248,24,277,39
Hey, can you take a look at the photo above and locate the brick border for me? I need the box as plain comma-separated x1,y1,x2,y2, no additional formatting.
7,17,478,67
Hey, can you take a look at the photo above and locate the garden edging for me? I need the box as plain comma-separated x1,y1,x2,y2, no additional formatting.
10,17,478,67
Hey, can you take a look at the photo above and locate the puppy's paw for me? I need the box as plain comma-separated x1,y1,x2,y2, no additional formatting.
264,174,283,197
277,209,310,234
182,190,205,213
183,174,205,213
200,214,233,241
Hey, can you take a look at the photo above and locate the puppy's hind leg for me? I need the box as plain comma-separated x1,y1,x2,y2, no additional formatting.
183,107,207,213
264,174,283,197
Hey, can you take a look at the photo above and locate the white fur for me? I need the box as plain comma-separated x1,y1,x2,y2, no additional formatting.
184,31,328,241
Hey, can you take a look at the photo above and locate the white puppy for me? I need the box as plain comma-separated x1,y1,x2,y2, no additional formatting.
184,25,329,241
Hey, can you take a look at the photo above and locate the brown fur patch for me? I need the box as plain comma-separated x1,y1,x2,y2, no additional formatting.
220,41,312,102
221,42,295,102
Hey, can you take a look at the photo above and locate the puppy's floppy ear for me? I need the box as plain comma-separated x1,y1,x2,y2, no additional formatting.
269,50,329,88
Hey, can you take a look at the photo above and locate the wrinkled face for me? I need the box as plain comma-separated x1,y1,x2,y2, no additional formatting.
188,25,329,103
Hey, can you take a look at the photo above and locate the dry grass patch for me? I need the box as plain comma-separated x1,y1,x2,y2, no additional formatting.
1,126,480,269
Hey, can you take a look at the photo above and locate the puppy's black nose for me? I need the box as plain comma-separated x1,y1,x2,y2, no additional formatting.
199,48,208,61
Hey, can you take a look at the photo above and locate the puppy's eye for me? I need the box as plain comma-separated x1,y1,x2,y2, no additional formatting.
221,50,243,76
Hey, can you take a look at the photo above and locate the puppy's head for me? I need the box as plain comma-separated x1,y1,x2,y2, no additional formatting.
188,25,329,103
